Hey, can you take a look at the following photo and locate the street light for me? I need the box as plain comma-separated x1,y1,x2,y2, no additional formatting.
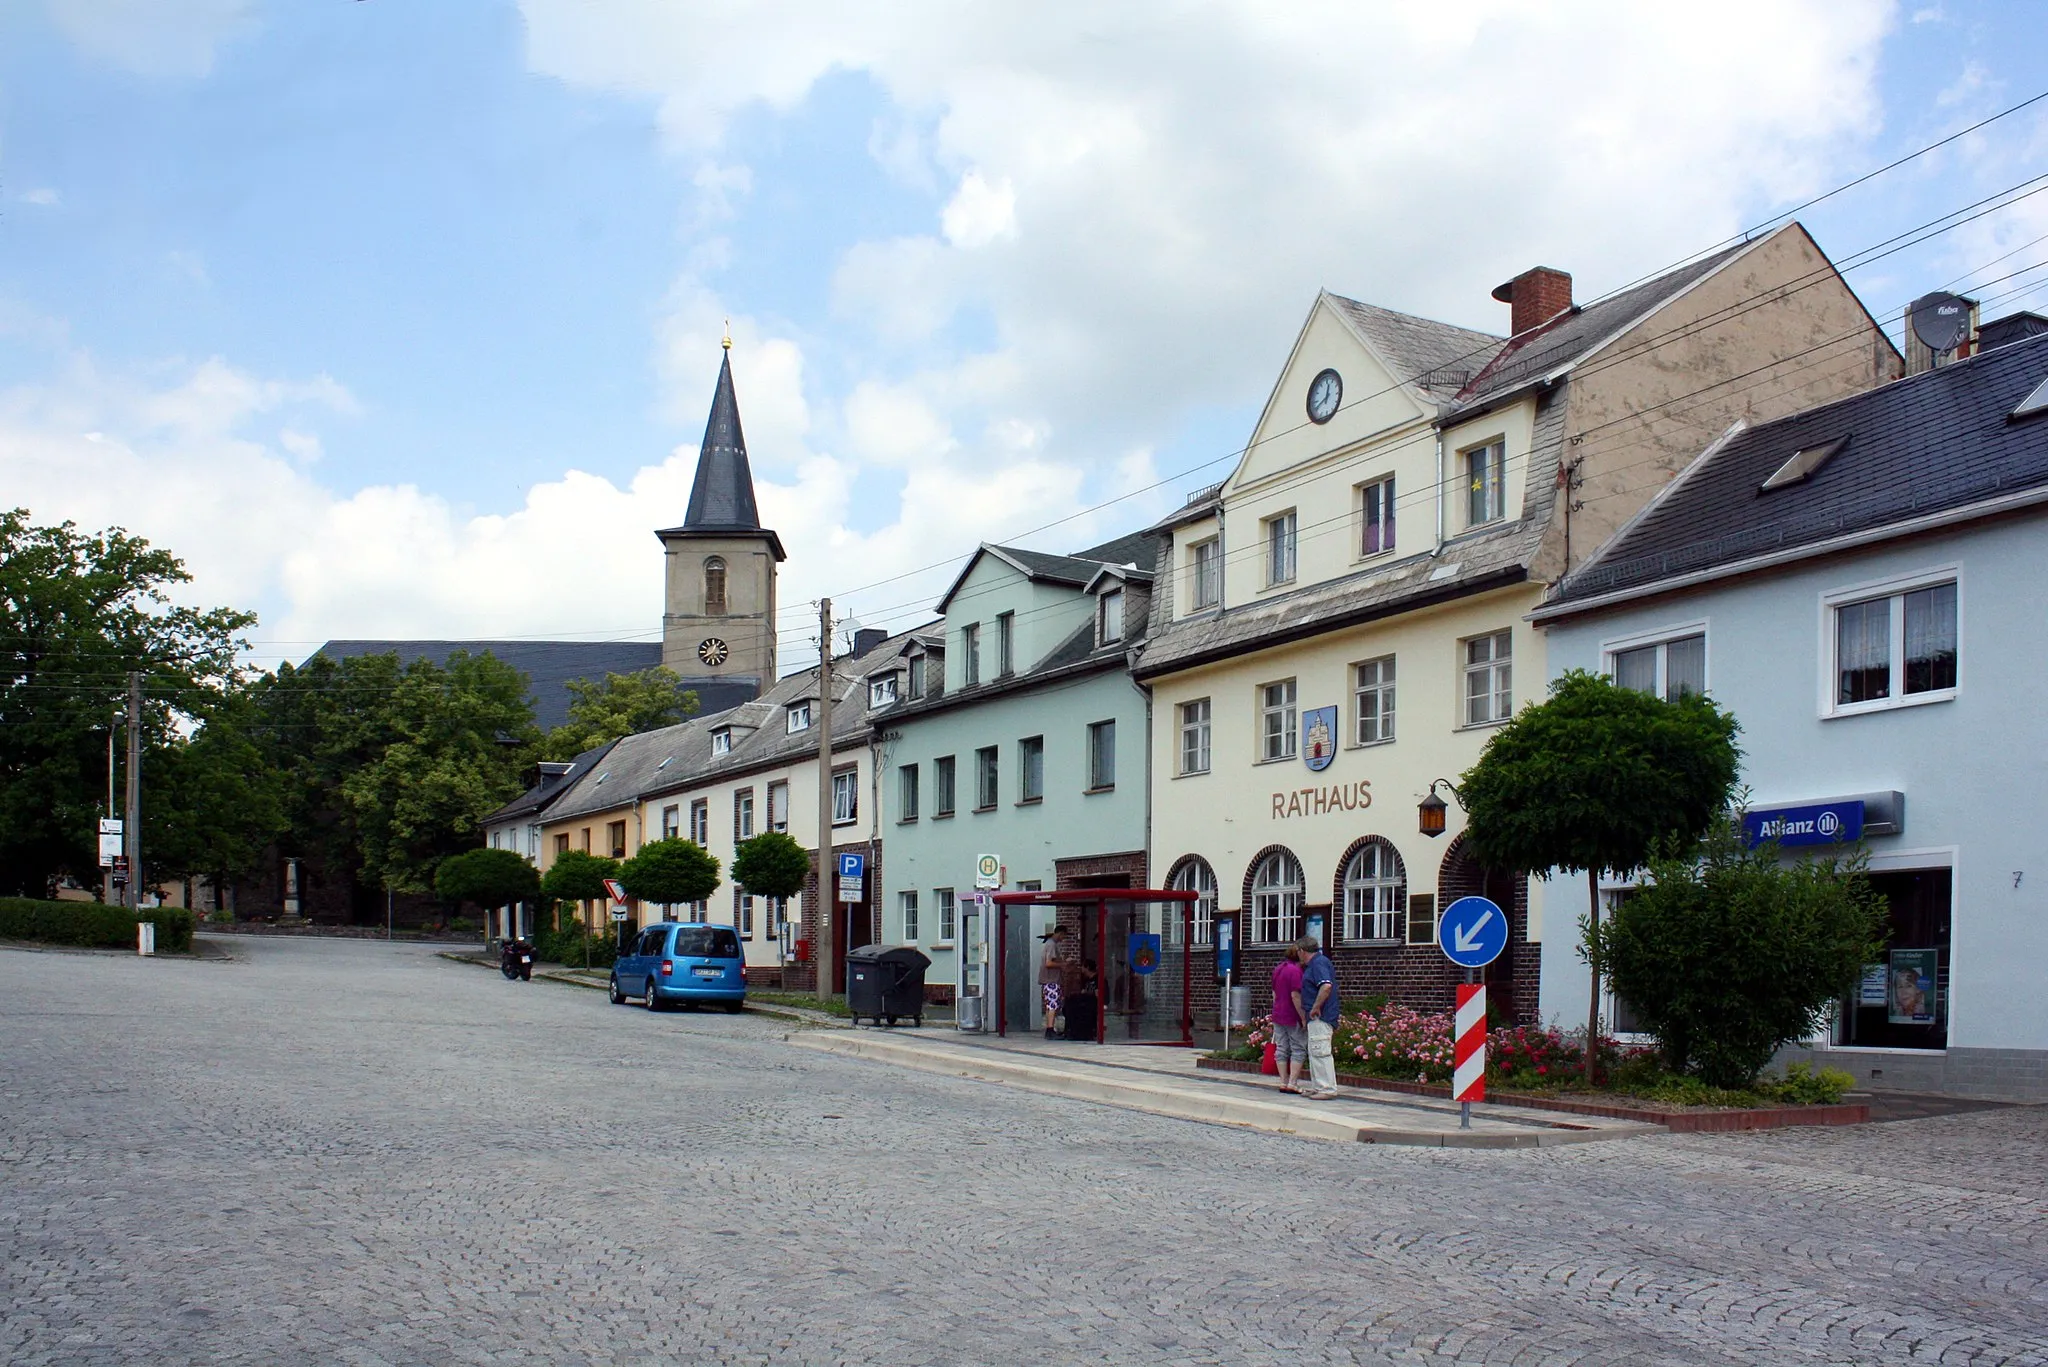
1418,779,1456,838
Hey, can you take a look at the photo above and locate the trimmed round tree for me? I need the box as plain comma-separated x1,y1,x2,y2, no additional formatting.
618,838,721,912
435,847,540,915
1456,669,1740,1078
731,831,809,902
1605,820,1887,1086
540,848,619,928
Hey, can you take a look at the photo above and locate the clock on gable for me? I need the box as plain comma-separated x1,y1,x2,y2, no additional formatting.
1306,368,1342,424
697,637,729,667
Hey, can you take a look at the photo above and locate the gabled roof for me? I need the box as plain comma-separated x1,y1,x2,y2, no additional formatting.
481,740,618,827
656,349,787,560
934,542,1124,613
1068,528,1159,572
1451,238,1761,409
1539,330,2048,618
1325,296,1503,402
1082,563,1153,594
544,716,717,824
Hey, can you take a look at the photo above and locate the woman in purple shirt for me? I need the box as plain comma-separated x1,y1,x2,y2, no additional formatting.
1270,945,1306,1093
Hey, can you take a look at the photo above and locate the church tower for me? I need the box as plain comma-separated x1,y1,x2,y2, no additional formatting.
658,342,786,702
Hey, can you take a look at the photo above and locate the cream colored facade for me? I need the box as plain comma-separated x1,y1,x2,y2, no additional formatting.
1138,225,1900,1022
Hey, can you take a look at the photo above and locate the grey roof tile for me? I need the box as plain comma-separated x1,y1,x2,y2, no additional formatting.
1326,296,1503,400
312,639,663,731
1549,331,2048,607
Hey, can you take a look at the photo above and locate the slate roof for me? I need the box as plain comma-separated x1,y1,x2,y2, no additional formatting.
1452,240,1756,409
1068,528,1160,572
544,714,720,825
313,639,662,731
1326,296,1503,401
480,741,617,827
1539,330,2048,616
936,542,1125,612
656,349,787,559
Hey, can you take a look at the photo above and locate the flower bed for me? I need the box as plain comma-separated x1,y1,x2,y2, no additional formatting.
1208,1002,1860,1120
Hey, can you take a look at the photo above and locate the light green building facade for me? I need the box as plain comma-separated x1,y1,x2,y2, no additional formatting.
877,535,1156,1030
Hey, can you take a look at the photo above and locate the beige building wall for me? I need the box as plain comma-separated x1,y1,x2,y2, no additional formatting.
1149,582,1546,942
660,533,779,683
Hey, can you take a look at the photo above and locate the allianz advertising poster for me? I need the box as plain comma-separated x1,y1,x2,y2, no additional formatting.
1888,948,1939,1025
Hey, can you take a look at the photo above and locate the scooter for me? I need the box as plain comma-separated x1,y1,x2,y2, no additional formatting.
500,937,535,981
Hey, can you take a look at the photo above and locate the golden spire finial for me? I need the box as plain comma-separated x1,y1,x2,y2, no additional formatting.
721,319,732,351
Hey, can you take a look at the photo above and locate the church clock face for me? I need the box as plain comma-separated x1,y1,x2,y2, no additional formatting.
1306,368,1342,424
697,637,729,667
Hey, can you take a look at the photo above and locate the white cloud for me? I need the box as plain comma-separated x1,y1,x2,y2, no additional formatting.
940,171,1016,249
21,187,60,207
43,0,258,79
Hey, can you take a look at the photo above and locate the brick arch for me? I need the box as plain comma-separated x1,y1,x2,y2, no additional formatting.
1437,831,1485,905
1239,843,1303,910
1434,831,1538,1026
1163,853,1216,896
1330,834,1408,909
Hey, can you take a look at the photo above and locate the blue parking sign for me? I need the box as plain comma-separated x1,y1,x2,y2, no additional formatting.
837,853,865,880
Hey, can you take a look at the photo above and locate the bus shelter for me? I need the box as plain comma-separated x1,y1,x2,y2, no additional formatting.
989,888,1199,1046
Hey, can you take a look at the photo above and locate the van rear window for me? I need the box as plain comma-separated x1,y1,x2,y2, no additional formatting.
673,927,741,958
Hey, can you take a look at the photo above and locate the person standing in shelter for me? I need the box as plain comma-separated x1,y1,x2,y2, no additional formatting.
1039,926,1069,1040
1270,944,1307,1093
1296,935,1341,1099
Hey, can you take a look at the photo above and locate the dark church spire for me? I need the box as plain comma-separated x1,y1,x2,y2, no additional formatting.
683,344,763,530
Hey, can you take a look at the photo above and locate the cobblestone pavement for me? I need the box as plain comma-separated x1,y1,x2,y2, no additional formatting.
3,937,2045,1366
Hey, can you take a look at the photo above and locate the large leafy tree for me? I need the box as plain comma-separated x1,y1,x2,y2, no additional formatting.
147,688,290,893
541,668,699,761
1457,670,1740,1076
619,837,721,908
340,651,540,894
0,510,254,896
1605,821,1888,1086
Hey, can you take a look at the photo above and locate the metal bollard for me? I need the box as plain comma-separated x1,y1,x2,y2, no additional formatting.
137,921,155,956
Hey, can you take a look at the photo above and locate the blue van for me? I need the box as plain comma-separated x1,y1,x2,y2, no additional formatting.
610,922,747,1012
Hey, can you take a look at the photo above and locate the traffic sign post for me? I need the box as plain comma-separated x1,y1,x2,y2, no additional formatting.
837,852,865,905
1438,898,1504,1131
974,854,1001,890
1452,984,1486,1128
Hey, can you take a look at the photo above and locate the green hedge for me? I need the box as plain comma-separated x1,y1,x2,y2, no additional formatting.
0,897,195,953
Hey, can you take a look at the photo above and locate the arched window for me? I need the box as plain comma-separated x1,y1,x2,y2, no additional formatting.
704,557,728,616
1166,857,1216,946
1249,850,1302,945
1342,840,1407,942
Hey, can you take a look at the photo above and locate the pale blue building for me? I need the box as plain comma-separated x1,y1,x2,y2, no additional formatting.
877,532,1157,1032
1533,323,2048,1098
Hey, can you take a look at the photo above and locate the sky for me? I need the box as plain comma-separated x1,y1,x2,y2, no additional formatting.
2,0,2046,674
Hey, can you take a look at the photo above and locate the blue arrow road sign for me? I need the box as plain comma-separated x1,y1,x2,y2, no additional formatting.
837,853,865,880
1438,895,1507,969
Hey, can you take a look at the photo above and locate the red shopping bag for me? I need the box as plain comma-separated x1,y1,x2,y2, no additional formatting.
1260,1040,1278,1075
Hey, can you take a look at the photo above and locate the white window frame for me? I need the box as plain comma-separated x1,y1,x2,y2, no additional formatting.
996,612,1015,676
688,799,709,846
1167,859,1216,946
1100,588,1124,645
787,700,812,734
901,890,920,943
710,728,732,756
961,623,981,687
936,888,957,945
1819,567,1962,719
660,805,681,840
1342,842,1406,943
1263,510,1298,587
868,675,898,709
1463,438,1507,527
907,650,926,699
734,789,754,841
1179,698,1211,776
1357,474,1396,559
767,780,789,833
1259,678,1298,763
1250,851,1303,945
1601,620,1711,702
734,887,755,938
1461,630,1514,728
831,768,858,826
1352,654,1395,746
1189,537,1221,611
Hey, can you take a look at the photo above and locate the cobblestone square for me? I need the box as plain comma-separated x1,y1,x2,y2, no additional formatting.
3,936,2045,1365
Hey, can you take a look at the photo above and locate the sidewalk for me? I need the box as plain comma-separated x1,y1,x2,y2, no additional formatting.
790,1028,1662,1149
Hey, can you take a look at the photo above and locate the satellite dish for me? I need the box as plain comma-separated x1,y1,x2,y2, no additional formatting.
1909,292,1972,355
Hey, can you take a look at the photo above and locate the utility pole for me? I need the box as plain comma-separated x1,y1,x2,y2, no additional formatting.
125,671,143,911
104,714,117,905
815,598,836,1001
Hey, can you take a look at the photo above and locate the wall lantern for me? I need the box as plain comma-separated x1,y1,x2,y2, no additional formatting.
1418,779,1456,838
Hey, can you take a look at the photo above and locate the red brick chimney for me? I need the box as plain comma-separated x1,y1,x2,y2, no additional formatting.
1491,267,1574,337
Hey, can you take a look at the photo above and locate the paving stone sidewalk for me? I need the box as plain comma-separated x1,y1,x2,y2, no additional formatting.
3,935,2045,1365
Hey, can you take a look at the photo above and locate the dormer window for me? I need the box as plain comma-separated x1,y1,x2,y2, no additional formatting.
869,674,899,709
711,728,733,756
1100,587,1125,645
906,650,927,699
787,701,813,734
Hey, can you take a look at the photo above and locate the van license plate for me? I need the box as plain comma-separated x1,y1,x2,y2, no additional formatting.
693,967,721,978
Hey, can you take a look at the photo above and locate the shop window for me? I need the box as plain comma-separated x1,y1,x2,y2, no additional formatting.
1249,850,1303,945
1834,867,1951,1050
